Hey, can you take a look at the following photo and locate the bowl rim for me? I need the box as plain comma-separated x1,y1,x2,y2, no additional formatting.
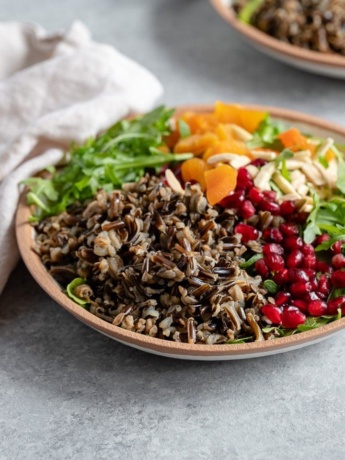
16,103,345,358
210,0,345,69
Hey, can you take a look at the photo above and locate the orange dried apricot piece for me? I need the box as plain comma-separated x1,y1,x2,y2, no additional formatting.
174,133,218,156
205,164,238,206
181,158,208,190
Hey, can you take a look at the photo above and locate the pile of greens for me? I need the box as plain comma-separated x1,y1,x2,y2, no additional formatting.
23,106,192,221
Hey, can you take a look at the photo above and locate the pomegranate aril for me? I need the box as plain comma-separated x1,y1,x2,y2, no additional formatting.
262,190,277,201
302,244,315,256
309,276,318,291
294,212,309,225
259,199,280,215
286,250,304,268
313,234,330,247
283,236,303,251
264,254,285,272
255,259,269,279
263,228,283,243
273,268,289,285
308,300,327,316
304,291,321,303
315,260,332,274
240,200,256,219
288,269,309,283
331,240,343,254
250,159,267,168
332,254,345,269
261,304,282,325
303,254,317,269
304,268,316,278
280,201,296,216
291,299,308,313
280,223,299,237
235,223,259,243
331,270,345,288
236,168,253,190
275,291,291,307
263,243,284,256
318,274,331,295
281,307,306,328
290,281,312,297
219,191,245,209
248,187,264,205
327,296,345,315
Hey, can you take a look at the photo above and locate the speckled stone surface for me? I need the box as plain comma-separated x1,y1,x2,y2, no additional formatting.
1,1,345,459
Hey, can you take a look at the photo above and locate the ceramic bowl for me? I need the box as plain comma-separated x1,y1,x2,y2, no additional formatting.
16,104,345,360
210,0,345,79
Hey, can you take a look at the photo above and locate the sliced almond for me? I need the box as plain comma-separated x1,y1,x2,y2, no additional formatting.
272,172,300,196
297,184,309,196
249,150,277,161
313,161,332,188
293,150,312,162
207,153,244,164
285,159,307,169
300,164,325,186
253,162,275,191
230,157,252,169
165,169,185,195
230,124,253,142
246,164,259,178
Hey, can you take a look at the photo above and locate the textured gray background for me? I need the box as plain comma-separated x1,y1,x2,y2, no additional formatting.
1,1,345,459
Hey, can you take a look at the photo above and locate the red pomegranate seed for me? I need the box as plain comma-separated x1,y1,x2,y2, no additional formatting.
286,250,304,268
264,254,285,272
281,307,306,328
280,201,296,216
288,269,309,283
308,300,327,316
313,234,330,247
283,236,303,251
250,159,267,167
259,199,280,215
327,296,345,315
248,187,264,205
263,227,283,243
261,304,282,325
315,260,332,273
294,212,309,224
303,254,317,269
318,274,331,295
291,299,308,313
273,268,289,285
331,270,345,288
280,223,299,237
304,268,316,278
263,243,284,256
255,259,269,279
331,240,343,254
275,291,291,307
290,281,312,297
262,190,277,201
219,191,245,208
302,244,315,256
236,168,253,190
304,291,321,303
240,200,256,219
235,223,259,243
309,276,318,291
332,254,345,269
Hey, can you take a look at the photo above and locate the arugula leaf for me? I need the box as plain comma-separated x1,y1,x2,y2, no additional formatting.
336,160,345,194
226,336,254,344
297,315,334,332
66,278,90,306
240,253,263,269
263,279,279,294
178,119,191,138
23,106,192,220
247,115,285,149
303,192,321,244
238,0,265,23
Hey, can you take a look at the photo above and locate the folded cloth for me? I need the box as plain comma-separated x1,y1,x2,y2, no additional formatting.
0,21,163,294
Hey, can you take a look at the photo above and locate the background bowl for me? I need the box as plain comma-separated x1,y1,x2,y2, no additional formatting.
16,104,345,360
210,0,345,79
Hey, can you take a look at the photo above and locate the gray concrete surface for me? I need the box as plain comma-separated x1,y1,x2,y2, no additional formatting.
1,1,345,459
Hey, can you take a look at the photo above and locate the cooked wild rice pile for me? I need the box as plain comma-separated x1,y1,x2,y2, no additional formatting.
233,0,345,55
33,174,281,344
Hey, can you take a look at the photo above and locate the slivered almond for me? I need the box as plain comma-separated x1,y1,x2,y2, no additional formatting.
253,162,275,191
246,165,259,178
293,150,312,162
300,164,325,186
230,124,253,142
285,159,306,169
230,157,252,168
207,153,244,164
272,172,300,196
249,150,277,161
291,170,307,189
297,184,309,196
165,169,185,195
280,193,304,202
313,161,332,187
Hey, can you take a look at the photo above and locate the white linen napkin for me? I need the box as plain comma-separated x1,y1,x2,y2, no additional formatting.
0,21,163,294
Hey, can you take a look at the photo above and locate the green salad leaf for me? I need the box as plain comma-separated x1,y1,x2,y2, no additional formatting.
238,0,265,24
239,253,263,269
246,115,285,149
23,106,192,220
